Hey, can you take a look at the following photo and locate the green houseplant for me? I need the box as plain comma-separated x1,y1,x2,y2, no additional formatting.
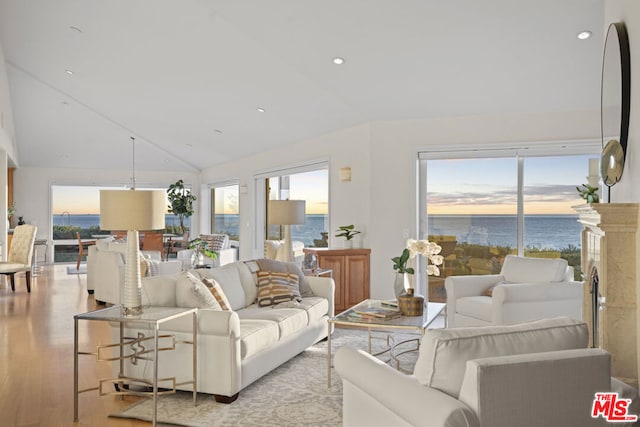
167,179,197,233
335,224,361,249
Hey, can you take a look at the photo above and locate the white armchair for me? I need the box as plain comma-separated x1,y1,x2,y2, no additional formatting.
335,317,639,427
445,254,582,327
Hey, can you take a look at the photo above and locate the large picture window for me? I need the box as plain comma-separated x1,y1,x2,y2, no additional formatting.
51,185,179,263
418,142,600,300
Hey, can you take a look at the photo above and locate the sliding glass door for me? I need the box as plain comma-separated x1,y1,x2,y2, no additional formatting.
419,145,600,300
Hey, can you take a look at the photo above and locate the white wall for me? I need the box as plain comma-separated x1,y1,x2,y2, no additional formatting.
0,41,17,258
605,0,640,202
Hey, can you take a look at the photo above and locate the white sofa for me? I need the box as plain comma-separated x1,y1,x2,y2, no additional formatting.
90,239,182,304
114,259,335,402
445,255,582,327
335,317,639,427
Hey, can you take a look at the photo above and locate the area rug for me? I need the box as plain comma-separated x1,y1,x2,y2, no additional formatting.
110,328,422,426
66,264,87,274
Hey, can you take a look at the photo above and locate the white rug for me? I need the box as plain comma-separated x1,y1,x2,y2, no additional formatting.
110,328,422,426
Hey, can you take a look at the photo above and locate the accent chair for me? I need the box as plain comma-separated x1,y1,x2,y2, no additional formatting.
0,224,37,292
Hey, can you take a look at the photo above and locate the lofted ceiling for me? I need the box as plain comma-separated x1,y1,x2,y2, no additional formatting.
0,0,604,172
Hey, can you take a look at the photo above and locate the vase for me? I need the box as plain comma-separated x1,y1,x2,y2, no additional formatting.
343,240,353,249
393,272,412,298
191,248,204,268
397,288,425,316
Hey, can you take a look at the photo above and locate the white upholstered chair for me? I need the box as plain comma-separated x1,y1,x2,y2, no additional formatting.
264,239,305,266
0,224,37,292
445,254,582,327
335,317,638,427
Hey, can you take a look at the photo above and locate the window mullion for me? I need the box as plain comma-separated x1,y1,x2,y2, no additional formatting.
517,156,524,256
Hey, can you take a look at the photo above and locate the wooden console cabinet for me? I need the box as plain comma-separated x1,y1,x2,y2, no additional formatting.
303,248,370,313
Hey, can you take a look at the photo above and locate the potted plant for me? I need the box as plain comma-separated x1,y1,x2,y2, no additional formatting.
576,183,599,203
167,179,197,233
188,238,218,267
335,224,361,249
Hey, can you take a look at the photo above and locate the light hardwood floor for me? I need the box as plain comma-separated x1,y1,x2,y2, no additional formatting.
0,264,149,426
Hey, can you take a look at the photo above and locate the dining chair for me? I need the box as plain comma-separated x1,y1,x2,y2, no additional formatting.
142,230,165,260
76,232,96,271
0,224,37,292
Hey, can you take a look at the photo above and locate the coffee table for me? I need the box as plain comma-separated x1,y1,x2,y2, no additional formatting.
327,299,446,387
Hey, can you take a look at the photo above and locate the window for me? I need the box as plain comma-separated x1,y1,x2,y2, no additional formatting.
263,165,329,248
51,185,178,262
210,183,240,241
418,142,600,298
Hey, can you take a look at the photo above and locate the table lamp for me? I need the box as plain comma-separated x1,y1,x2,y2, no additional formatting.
100,189,166,315
268,200,305,263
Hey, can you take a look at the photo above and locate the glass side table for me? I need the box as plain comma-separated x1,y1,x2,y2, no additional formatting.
73,305,197,426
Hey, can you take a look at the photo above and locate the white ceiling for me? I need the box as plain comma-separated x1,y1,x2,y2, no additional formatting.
0,0,604,172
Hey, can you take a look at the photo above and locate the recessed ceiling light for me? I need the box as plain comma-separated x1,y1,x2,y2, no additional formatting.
577,31,592,40
69,26,83,33
65,69,74,75
214,129,223,134
333,57,345,65
257,107,266,113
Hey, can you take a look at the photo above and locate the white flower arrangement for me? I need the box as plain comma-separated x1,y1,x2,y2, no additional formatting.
406,238,445,276
392,238,445,276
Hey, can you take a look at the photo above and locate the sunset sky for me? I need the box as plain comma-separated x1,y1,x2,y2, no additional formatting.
52,156,593,217
426,155,594,215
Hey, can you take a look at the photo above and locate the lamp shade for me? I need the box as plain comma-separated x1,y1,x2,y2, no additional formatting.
100,189,166,230
268,200,306,225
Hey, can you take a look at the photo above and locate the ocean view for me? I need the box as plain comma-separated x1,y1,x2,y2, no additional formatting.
429,214,582,250
54,213,580,250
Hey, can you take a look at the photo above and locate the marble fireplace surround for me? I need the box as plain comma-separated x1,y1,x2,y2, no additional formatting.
575,203,639,387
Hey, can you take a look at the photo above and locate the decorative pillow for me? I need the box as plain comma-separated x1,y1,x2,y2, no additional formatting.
483,281,511,297
96,236,115,251
255,258,314,297
201,277,231,310
200,234,229,252
264,240,282,259
256,271,301,307
175,271,221,309
147,259,162,276
139,253,149,277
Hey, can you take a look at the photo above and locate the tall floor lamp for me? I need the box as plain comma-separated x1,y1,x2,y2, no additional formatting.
100,189,166,316
268,200,306,263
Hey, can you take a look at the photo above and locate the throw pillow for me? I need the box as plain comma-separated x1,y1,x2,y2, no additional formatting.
201,277,231,310
482,281,510,297
176,271,221,309
255,258,314,297
147,259,161,276
256,270,301,307
139,253,149,278
200,234,229,252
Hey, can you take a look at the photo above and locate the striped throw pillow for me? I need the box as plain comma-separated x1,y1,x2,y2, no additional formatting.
201,277,231,311
256,271,301,307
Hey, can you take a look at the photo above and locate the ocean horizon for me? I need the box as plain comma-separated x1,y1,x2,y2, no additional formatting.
53,213,581,250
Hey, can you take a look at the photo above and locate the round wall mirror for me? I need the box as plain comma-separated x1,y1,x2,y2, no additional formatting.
600,22,631,187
